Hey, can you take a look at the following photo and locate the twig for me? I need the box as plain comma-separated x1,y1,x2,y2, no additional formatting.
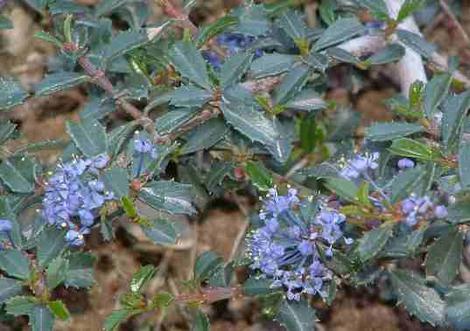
228,194,250,262
439,0,470,44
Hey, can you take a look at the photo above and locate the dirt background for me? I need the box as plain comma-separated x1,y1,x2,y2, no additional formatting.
1,0,470,330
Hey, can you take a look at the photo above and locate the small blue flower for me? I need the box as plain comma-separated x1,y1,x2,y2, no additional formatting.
398,158,415,169
0,219,12,233
340,152,379,179
434,205,448,219
401,195,438,226
134,138,153,153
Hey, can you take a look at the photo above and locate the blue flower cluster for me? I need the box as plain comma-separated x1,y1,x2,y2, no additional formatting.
42,154,114,246
248,188,351,301
401,194,448,226
340,152,379,180
0,219,13,250
203,33,263,69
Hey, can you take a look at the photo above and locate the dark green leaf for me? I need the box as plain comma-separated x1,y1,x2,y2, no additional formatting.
459,141,470,189
390,165,427,203
46,257,69,290
130,265,156,293
64,252,95,289
104,309,132,331
243,277,275,296
0,278,23,303
30,305,54,331
37,227,66,267
285,89,327,112
306,51,329,72
104,31,148,60
170,86,212,108
314,17,364,51
0,121,16,145
0,249,30,280
35,72,88,96
441,91,470,149
5,296,36,316
0,156,36,193
250,53,296,79
139,180,195,215
423,73,452,118
353,0,388,18
396,30,436,59
192,310,210,331
0,78,29,110
194,251,223,282
182,118,227,154
397,0,426,22
169,41,212,90
34,31,63,48
221,52,254,88
390,270,445,326
357,223,394,261
102,167,129,199
66,118,108,157
155,109,199,134
367,122,424,142
367,44,406,65
142,219,177,246
274,65,310,105
275,299,316,331
0,15,13,30
445,284,470,330
425,228,463,286
323,177,358,202
447,202,470,224
327,47,360,65
389,138,436,160
278,10,307,41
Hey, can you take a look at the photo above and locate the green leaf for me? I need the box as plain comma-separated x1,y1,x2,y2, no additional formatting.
274,65,310,105
47,300,70,320
323,177,358,202
367,122,424,142
192,310,210,331
447,201,470,224
389,165,427,203
0,278,23,303
275,299,316,331
389,138,436,160
170,86,212,108
130,265,157,293
235,5,270,36
102,167,129,199
250,53,296,79
221,52,254,88
0,156,36,193
285,89,327,112
445,284,470,330
306,51,329,72
314,17,364,51
139,180,195,215
197,16,239,47
423,73,452,118
245,161,273,191
104,309,132,331
169,41,212,90
0,77,29,110
30,305,54,331
458,141,470,189
104,31,148,60
357,223,394,261
66,118,108,157
46,257,69,290
367,44,406,65
6,296,36,316
155,109,199,134
151,291,174,309
182,118,227,154
37,227,66,267
34,31,63,48
441,91,470,149
64,252,95,288
243,277,274,296
353,0,388,18
396,30,436,59
278,10,307,41
194,251,223,282
0,249,31,280
221,90,278,152
397,0,426,22
425,228,463,286
142,219,178,246
327,47,360,65
390,270,445,326
35,72,88,96
108,122,138,158
0,121,16,144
